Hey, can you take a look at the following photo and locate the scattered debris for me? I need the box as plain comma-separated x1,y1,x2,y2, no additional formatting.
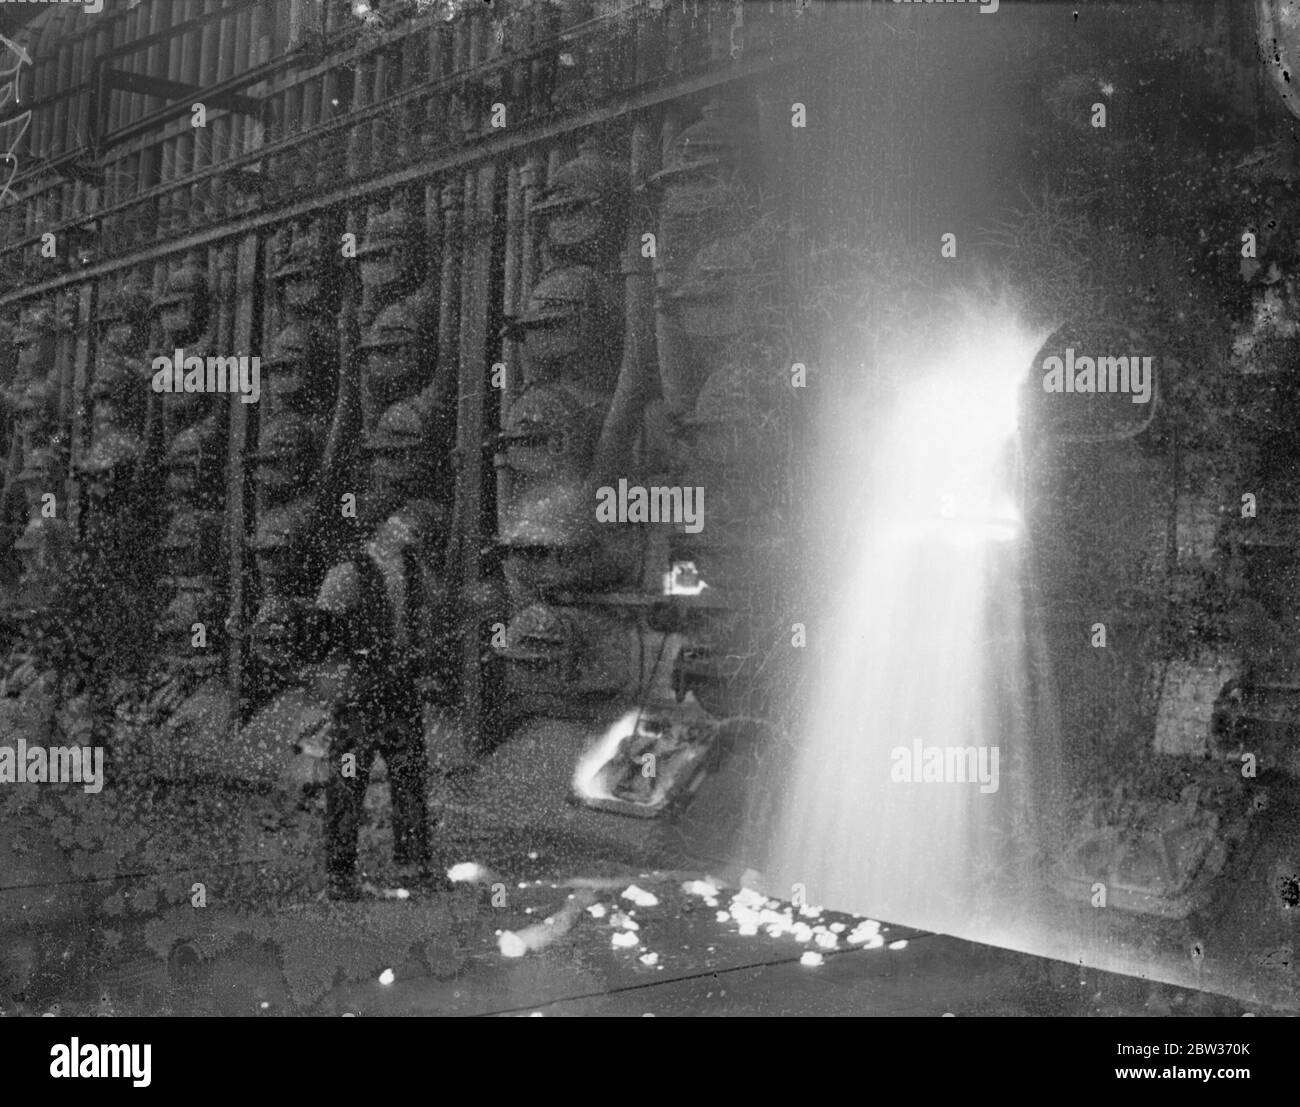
497,889,598,959
847,919,883,945
447,862,497,884
362,882,411,900
621,884,660,908
498,932,528,959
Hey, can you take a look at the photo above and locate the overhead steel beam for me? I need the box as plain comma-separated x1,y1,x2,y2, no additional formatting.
0,43,808,309
98,66,264,119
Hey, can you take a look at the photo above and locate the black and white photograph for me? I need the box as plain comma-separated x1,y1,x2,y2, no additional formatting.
0,0,1292,1067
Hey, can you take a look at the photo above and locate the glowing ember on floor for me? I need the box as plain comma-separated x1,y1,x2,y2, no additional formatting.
571,699,720,816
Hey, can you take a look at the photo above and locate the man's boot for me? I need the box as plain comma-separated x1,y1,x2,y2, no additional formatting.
325,714,369,901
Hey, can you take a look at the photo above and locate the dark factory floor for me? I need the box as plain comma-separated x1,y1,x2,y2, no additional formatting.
0,710,1278,1017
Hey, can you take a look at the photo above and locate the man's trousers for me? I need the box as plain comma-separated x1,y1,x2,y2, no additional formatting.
324,689,430,888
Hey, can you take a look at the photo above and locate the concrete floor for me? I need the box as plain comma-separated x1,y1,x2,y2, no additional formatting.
0,707,1277,1016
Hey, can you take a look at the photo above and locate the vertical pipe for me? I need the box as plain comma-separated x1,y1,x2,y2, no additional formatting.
296,77,319,190
328,201,363,504
172,2,200,234
430,18,450,81
43,186,57,241
252,1,271,68
664,0,685,79
317,68,340,188
55,286,75,469
268,2,286,60
501,164,524,345
25,179,39,252
399,30,422,159
127,1,146,128
31,23,49,165
652,105,693,415
228,231,263,714
288,0,307,48
510,53,528,127
123,153,139,231
145,0,167,119
87,15,112,220
157,1,183,235
592,116,658,485
497,162,523,537
423,20,450,155
301,73,320,140
24,38,39,178
265,89,289,201
345,56,370,177
195,0,220,213
52,41,72,156
487,2,506,63
283,80,303,187
166,1,185,93
635,0,664,85
133,2,163,224
106,7,124,139
529,2,550,121
157,136,175,238
450,11,467,75
519,155,544,298
466,0,485,138
423,178,443,305
453,164,496,756
546,144,564,221
214,0,238,196
233,2,254,157
264,228,285,354
369,46,389,166
74,25,92,154
708,0,732,64
436,179,462,434
68,281,95,535
12,28,30,167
